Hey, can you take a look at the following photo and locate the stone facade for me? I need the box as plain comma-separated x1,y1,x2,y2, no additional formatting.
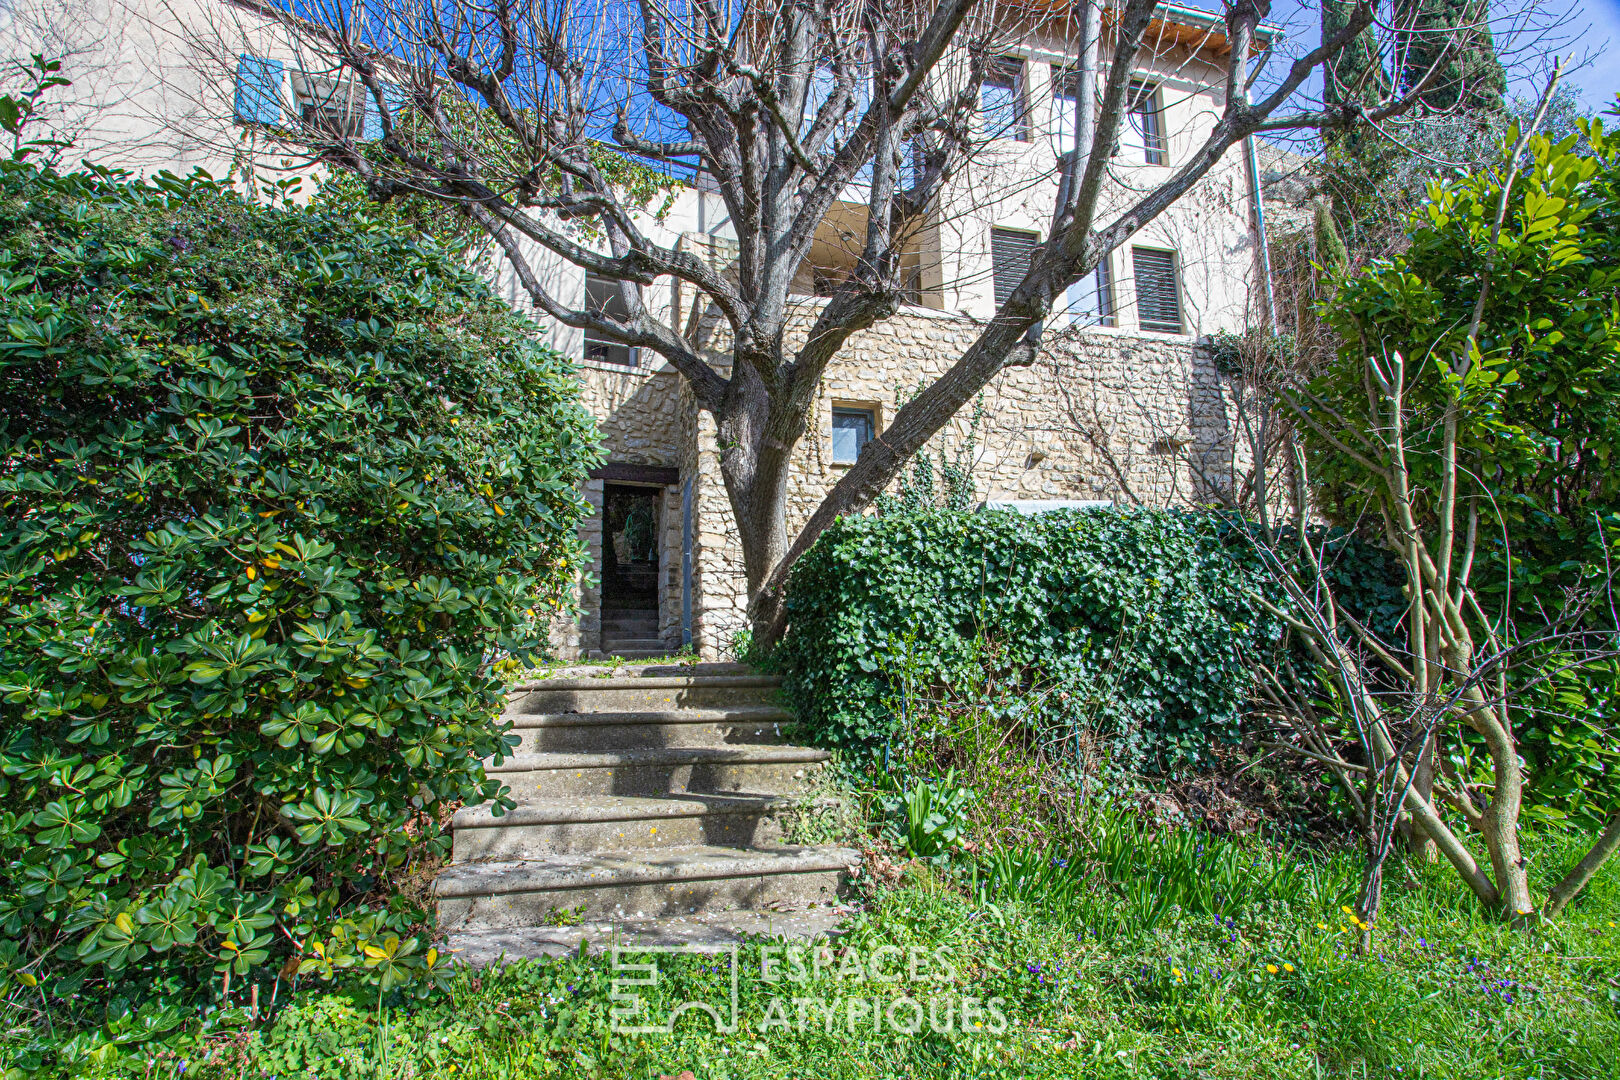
550,301,1248,662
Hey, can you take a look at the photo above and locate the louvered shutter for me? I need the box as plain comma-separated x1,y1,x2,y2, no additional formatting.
991,228,1038,308
363,82,406,141
233,55,284,125
1132,247,1182,332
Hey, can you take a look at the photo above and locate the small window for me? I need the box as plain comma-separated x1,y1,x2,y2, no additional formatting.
584,273,637,366
1125,80,1167,165
980,58,1027,141
831,407,875,465
1132,247,1182,333
1051,66,1083,153
990,227,1038,308
291,71,366,139
1062,257,1114,327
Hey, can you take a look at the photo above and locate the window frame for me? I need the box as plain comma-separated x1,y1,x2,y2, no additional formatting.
1050,64,1083,154
1062,254,1115,328
830,405,877,466
290,70,367,140
980,57,1029,142
1131,246,1184,335
583,272,640,367
1126,79,1168,166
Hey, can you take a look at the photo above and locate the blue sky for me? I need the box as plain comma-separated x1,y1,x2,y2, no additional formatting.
1256,0,1617,109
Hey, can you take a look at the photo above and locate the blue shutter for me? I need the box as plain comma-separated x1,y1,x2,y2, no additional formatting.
233,55,284,125
362,82,406,141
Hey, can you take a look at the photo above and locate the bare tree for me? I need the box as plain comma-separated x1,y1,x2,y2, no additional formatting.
193,0,1527,644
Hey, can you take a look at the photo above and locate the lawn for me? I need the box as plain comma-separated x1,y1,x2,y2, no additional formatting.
89,824,1620,1080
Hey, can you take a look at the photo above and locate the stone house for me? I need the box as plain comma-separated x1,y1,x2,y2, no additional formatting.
2,0,1279,661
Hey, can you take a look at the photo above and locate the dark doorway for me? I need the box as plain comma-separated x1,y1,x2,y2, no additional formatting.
600,484,663,656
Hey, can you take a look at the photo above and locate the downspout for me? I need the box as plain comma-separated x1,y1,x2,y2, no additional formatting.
1244,132,1277,328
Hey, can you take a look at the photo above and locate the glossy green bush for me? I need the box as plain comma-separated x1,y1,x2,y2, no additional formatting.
776,508,1282,764
1306,118,1620,819
0,163,600,1013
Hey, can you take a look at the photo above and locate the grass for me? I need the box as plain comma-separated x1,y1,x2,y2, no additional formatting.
51,823,1620,1080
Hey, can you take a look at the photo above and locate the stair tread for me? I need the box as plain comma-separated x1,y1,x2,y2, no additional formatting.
444,909,848,962
453,793,798,829
510,673,782,692
487,745,827,772
436,844,860,898
503,706,791,727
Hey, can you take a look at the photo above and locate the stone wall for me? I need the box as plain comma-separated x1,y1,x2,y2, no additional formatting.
668,305,1246,660
548,362,688,657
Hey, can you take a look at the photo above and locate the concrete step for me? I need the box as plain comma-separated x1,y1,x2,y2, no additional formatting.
509,672,783,712
601,616,660,631
443,909,848,963
600,637,667,651
452,794,795,859
486,746,829,797
435,844,857,928
504,707,792,752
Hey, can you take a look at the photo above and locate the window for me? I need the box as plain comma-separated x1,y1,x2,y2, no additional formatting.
1051,65,1083,153
584,273,637,366
831,407,875,465
1062,257,1114,327
1123,80,1167,165
233,55,284,125
990,227,1038,308
1132,247,1182,333
291,71,366,139
980,58,1027,141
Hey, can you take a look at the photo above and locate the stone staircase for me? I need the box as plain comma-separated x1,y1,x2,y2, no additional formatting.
436,664,858,961
598,608,664,659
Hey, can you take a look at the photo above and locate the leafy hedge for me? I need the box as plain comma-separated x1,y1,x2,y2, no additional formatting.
777,508,1283,765
0,163,599,1014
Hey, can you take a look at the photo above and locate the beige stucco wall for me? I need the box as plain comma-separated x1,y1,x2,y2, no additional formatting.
0,0,343,183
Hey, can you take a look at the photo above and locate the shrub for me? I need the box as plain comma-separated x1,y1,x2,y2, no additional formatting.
1306,118,1620,820
0,163,600,1016
776,508,1283,765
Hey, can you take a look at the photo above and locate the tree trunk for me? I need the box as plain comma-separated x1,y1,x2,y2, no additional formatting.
1544,812,1620,917
1407,733,1439,862
712,376,794,651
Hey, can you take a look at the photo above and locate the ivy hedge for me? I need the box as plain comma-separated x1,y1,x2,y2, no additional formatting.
0,163,600,1017
776,508,1278,764
777,508,1406,768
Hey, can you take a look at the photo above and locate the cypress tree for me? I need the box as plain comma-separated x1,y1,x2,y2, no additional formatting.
1400,0,1506,113
1323,0,1390,115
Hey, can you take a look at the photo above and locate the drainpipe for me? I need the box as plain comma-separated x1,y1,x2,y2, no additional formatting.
1239,49,1278,329
1245,132,1277,329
